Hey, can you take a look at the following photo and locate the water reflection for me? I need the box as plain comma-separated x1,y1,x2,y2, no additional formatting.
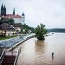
35,40,46,54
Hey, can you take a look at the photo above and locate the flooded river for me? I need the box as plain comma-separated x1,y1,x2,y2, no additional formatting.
14,33,65,65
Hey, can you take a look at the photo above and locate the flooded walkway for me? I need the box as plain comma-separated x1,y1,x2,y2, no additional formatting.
13,33,65,65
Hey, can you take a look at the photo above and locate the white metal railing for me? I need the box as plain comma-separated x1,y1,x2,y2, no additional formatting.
0,49,5,59
14,48,21,65
0,48,5,65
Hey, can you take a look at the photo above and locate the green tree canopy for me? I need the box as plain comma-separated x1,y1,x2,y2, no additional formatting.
9,18,14,25
35,24,47,40
21,24,34,33
0,18,4,24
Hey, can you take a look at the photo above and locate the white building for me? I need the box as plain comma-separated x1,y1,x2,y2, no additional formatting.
0,14,22,23
0,4,25,24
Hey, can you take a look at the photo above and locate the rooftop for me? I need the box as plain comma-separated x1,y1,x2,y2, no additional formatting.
0,14,21,18
0,23,15,31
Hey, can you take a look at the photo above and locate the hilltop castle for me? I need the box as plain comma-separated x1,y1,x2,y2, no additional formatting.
0,4,25,23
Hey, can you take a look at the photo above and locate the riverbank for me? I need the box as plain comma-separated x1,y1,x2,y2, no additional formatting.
6,33,35,51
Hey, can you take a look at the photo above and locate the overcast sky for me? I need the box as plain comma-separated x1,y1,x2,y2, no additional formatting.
0,0,65,28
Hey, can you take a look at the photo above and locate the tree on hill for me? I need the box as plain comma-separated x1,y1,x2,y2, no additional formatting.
0,18,5,24
21,24,34,33
35,24,47,40
0,18,15,25
9,18,15,25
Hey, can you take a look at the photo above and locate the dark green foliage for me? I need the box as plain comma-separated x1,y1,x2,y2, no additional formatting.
21,24,34,33
48,28,65,32
0,20,2,24
0,18,14,25
0,19,3,24
35,24,47,40
9,18,14,25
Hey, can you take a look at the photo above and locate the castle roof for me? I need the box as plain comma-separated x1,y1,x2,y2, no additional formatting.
0,14,21,18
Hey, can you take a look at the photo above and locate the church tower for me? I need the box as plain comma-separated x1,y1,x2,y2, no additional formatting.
3,5,6,15
1,4,4,15
22,12,25,24
1,4,6,16
13,8,15,15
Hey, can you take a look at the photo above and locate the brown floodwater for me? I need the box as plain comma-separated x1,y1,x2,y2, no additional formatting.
14,33,65,65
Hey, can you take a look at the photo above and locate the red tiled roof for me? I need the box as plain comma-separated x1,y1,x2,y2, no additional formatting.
0,14,21,18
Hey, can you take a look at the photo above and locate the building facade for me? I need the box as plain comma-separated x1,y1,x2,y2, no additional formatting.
0,23,17,36
0,4,25,23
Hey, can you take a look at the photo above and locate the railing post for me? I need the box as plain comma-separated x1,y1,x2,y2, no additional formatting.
0,46,3,56
19,47,21,54
0,47,5,65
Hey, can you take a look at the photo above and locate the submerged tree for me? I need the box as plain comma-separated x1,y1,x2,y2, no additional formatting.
35,24,47,40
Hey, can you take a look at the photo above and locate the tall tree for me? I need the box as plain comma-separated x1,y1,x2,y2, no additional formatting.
35,24,47,40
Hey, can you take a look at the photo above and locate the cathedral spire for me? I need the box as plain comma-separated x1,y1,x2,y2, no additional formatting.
1,4,4,15
3,5,6,15
1,4,3,9
13,8,15,15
